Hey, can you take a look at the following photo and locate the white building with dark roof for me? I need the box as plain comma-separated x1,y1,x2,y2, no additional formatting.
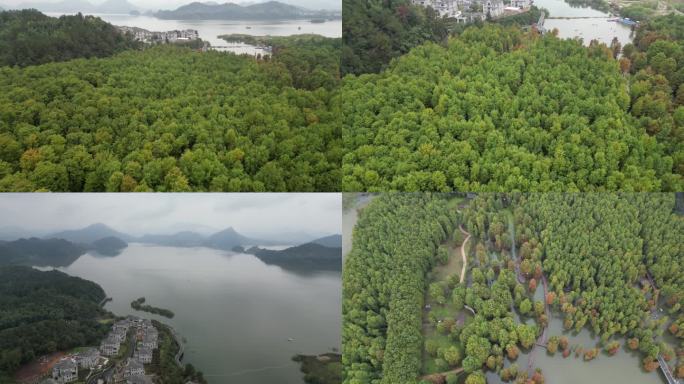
76,348,100,369
52,358,78,383
123,359,145,378
141,333,157,350
134,346,153,364
101,335,121,356
127,376,153,384
483,0,504,17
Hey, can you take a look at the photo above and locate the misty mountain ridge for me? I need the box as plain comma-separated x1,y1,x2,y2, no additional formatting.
154,1,340,20
48,223,134,244
243,241,341,271
91,236,128,256
12,0,139,14
310,234,342,248
0,237,86,267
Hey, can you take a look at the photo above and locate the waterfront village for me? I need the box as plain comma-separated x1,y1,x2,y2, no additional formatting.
412,0,532,22
116,26,200,45
38,316,188,384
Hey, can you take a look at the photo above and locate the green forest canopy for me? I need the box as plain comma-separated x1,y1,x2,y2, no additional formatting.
341,25,683,192
342,193,683,383
341,0,450,76
0,9,140,67
0,266,109,374
0,44,341,191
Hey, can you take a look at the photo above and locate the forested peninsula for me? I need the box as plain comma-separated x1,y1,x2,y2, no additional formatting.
0,10,140,67
0,266,109,375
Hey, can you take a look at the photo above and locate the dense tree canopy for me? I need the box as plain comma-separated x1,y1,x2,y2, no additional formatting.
0,9,140,67
621,14,684,178
342,194,455,384
341,25,682,192
0,266,109,374
341,0,451,75
343,193,683,382
0,45,341,191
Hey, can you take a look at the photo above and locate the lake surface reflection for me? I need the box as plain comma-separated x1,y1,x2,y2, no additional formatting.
46,13,342,54
49,243,341,384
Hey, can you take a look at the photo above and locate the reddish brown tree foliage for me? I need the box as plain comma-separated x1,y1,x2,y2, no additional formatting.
545,292,555,305
627,338,639,350
507,345,520,360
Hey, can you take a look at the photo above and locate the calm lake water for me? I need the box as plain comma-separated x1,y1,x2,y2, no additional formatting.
479,217,666,384
46,13,342,54
49,243,341,384
532,0,634,45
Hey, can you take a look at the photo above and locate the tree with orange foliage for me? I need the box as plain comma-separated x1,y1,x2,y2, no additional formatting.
643,358,659,372
545,292,555,306
534,264,543,279
627,338,639,350
605,341,620,356
507,344,519,360
619,57,631,74
676,362,684,379
531,369,545,384
529,278,537,292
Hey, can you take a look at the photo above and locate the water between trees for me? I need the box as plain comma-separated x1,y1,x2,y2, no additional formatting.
532,0,634,45
480,216,666,384
49,243,341,384
46,13,342,54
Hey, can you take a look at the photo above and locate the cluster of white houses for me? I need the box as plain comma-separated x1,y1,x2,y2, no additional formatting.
117,26,199,44
47,348,99,384
411,0,531,21
42,317,159,384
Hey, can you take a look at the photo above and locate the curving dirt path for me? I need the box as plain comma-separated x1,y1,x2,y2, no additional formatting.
458,225,471,284
420,367,464,383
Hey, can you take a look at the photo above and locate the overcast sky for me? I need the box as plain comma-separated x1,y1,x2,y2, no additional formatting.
1,0,341,11
0,193,340,238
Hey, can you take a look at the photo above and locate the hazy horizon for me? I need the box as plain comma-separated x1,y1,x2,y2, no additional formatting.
0,193,341,239
0,0,341,11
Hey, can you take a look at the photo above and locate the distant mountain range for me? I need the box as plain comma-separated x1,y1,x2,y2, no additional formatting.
309,234,342,248
8,0,139,14
0,223,341,271
48,223,135,244
154,1,340,20
0,238,86,267
241,240,341,271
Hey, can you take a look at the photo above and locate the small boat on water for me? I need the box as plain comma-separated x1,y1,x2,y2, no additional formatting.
288,338,295,342
246,26,252,29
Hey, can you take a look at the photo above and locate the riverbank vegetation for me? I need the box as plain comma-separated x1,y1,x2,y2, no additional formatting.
149,320,207,384
0,266,109,375
130,297,175,318
0,10,140,67
293,353,342,384
342,193,683,383
220,34,341,91
342,25,682,191
342,194,456,383
0,45,341,191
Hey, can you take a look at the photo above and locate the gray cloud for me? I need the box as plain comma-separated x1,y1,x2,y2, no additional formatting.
0,193,341,238
1,0,341,11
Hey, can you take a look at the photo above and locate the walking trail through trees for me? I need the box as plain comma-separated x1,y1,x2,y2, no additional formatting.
459,225,470,284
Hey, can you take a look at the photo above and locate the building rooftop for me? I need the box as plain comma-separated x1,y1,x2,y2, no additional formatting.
54,358,77,370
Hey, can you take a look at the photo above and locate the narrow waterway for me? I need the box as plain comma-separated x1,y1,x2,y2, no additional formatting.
482,215,666,384
533,0,634,45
